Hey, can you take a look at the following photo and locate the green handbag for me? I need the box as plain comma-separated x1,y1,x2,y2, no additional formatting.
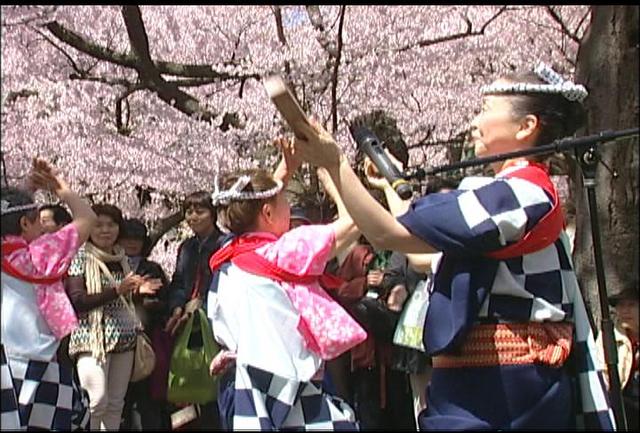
167,308,220,404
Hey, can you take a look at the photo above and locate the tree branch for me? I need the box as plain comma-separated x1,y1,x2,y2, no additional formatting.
304,6,340,99
43,20,259,81
545,6,581,44
395,6,508,52
148,210,184,254
115,84,146,135
330,6,346,133
4,89,39,105
1,150,9,187
1,6,59,28
574,9,591,36
120,6,219,124
271,6,291,77
68,74,135,87
272,6,288,46
305,5,339,57
32,26,84,74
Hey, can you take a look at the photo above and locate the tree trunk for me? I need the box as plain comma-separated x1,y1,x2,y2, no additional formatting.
147,211,184,256
573,5,639,324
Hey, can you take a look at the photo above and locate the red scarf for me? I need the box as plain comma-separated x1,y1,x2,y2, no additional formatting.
209,233,343,289
487,160,564,260
1,241,67,284
209,232,364,359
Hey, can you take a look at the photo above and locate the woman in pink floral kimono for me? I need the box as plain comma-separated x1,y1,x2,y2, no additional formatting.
206,139,367,430
1,158,96,430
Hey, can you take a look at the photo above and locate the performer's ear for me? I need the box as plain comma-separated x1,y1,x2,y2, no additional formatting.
516,114,540,142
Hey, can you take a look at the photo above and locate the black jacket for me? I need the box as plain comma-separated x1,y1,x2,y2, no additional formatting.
167,232,223,313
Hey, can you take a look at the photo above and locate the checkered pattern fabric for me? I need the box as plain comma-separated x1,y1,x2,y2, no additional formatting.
0,345,90,431
570,278,616,430
398,172,615,429
1,345,20,429
232,363,358,431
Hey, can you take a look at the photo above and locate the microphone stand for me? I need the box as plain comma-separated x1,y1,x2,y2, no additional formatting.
407,128,639,430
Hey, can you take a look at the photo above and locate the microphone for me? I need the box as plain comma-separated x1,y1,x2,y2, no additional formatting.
349,124,413,200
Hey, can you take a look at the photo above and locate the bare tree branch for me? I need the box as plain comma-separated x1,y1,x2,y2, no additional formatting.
1,150,9,187
574,9,591,36
271,6,291,77
32,26,84,74
120,6,219,124
4,89,39,105
330,6,346,133
272,6,288,46
115,84,147,135
1,6,59,28
545,6,581,44
305,6,339,57
68,74,135,87
43,20,259,81
304,6,341,101
148,210,184,253
395,6,508,52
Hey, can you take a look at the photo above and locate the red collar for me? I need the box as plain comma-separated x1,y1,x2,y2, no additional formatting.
1,240,65,284
487,161,564,260
209,232,343,289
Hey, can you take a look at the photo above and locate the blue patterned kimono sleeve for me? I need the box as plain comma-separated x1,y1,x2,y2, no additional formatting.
397,177,552,257
396,177,553,356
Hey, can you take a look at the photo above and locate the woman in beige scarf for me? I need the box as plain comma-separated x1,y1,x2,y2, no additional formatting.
65,204,161,431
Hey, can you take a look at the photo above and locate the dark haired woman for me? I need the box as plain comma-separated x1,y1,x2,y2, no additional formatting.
165,191,224,336
66,204,161,430
293,63,615,430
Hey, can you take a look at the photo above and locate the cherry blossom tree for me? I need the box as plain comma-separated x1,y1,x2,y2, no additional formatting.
1,5,590,270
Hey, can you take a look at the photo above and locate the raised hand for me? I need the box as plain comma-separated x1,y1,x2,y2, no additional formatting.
29,158,68,193
292,119,342,168
363,158,390,191
366,269,385,288
273,136,302,185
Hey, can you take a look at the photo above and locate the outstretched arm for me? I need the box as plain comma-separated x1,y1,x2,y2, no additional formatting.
272,136,302,187
293,121,435,254
318,167,360,260
363,159,439,272
29,158,97,244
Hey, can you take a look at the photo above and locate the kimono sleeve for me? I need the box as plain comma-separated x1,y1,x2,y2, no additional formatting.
397,177,552,257
259,224,335,277
29,223,82,278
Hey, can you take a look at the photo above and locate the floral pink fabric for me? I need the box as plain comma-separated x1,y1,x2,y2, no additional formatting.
255,225,367,360
2,223,81,338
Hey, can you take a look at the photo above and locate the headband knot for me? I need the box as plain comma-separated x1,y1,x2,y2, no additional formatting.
211,175,283,207
481,62,588,102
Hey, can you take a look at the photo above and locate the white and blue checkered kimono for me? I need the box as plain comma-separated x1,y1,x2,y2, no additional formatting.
1,274,90,431
397,162,615,430
207,260,358,431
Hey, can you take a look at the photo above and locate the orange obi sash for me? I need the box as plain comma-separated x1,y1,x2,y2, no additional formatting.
432,322,573,369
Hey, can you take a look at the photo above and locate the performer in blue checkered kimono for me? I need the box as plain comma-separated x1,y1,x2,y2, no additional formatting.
206,142,368,430
292,62,616,430
1,159,96,431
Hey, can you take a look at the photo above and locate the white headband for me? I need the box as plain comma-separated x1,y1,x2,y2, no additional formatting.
481,62,588,102
1,199,39,216
210,174,283,207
